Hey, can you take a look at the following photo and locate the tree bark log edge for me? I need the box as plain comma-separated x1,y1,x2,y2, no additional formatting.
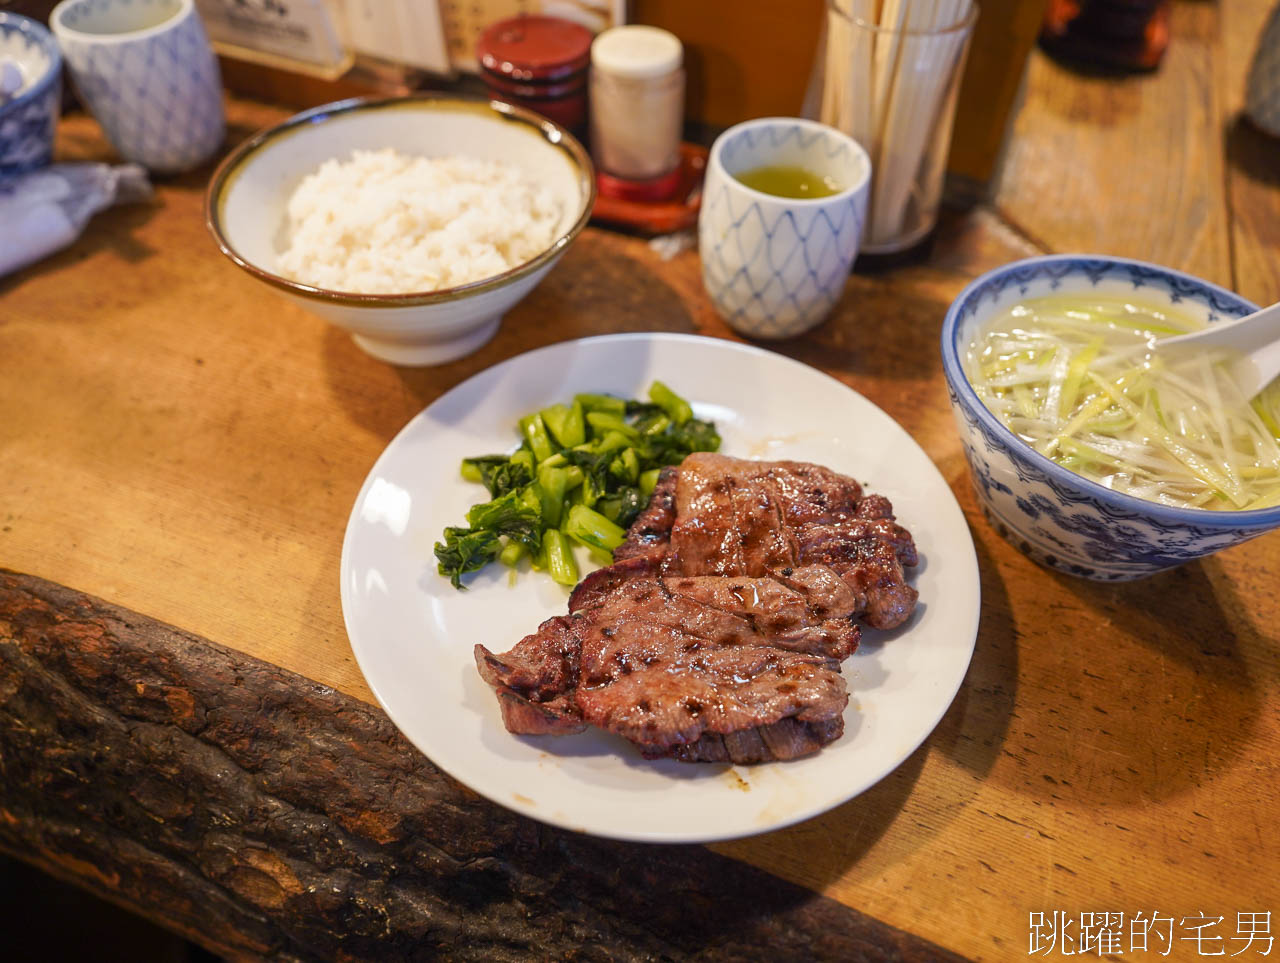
0,570,961,962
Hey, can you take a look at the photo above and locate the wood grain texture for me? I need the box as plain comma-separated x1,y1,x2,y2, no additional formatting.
0,570,960,963
995,1,1233,287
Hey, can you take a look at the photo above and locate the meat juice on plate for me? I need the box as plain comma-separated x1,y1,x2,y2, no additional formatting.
964,294,1280,511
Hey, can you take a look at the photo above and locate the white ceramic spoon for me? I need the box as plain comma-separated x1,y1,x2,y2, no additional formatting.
1155,300,1280,399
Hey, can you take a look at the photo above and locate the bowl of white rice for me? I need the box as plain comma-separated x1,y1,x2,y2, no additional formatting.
205,95,595,365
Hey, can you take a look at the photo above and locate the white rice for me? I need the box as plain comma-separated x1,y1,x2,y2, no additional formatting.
277,148,563,294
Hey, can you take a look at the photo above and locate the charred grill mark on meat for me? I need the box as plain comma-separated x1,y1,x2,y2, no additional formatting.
474,453,919,764
664,454,919,627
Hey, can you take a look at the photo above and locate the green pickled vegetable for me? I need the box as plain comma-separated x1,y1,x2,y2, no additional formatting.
543,529,580,586
433,489,542,588
540,401,586,448
649,379,693,424
499,540,526,568
434,380,718,589
519,413,555,463
461,454,534,497
564,504,627,553
574,392,626,415
639,468,661,497
535,464,569,528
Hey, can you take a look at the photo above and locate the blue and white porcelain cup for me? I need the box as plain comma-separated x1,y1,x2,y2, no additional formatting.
0,12,62,178
51,0,224,174
698,117,870,340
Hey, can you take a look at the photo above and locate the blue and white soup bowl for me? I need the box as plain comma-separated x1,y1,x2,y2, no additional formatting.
941,254,1280,580
0,13,61,178
699,117,870,340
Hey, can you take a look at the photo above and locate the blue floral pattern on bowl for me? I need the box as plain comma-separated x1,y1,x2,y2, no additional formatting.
941,254,1280,580
0,13,62,179
699,118,870,340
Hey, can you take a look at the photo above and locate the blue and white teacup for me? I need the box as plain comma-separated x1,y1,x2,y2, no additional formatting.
51,0,224,174
698,117,870,340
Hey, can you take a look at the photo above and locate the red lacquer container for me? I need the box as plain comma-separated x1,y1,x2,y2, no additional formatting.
475,15,592,139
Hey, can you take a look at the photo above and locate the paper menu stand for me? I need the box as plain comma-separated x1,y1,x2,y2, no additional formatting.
195,0,352,79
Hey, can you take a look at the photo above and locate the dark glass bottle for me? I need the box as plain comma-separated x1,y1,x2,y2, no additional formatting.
1039,0,1172,71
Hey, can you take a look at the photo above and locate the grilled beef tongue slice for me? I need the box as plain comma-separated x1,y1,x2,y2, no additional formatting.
477,574,850,760
568,554,661,612
792,519,919,629
475,615,588,735
663,453,918,630
660,572,860,660
572,561,860,660
476,453,919,763
572,578,848,759
671,716,844,763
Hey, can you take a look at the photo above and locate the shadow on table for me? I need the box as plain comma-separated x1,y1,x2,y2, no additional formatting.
0,851,216,963
1012,557,1267,807
769,279,952,383
715,527,1018,892
320,241,698,441
1226,113,1280,188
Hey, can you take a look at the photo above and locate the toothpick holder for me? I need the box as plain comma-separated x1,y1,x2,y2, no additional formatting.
819,0,977,254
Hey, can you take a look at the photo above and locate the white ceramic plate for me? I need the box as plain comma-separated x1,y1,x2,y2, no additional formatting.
341,333,980,843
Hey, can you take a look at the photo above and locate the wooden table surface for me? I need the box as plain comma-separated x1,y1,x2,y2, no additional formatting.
3,2,1279,958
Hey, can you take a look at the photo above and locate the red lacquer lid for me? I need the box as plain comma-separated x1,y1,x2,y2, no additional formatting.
477,15,593,83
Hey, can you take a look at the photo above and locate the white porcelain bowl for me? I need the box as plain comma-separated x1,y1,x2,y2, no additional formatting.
206,95,595,366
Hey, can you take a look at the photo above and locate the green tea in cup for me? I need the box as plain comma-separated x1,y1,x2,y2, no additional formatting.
733,164,841,199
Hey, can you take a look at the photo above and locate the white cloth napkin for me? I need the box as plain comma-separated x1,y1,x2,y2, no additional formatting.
0,163,153,278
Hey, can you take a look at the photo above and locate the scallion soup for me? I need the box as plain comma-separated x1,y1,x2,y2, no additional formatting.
963,295,1280,511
